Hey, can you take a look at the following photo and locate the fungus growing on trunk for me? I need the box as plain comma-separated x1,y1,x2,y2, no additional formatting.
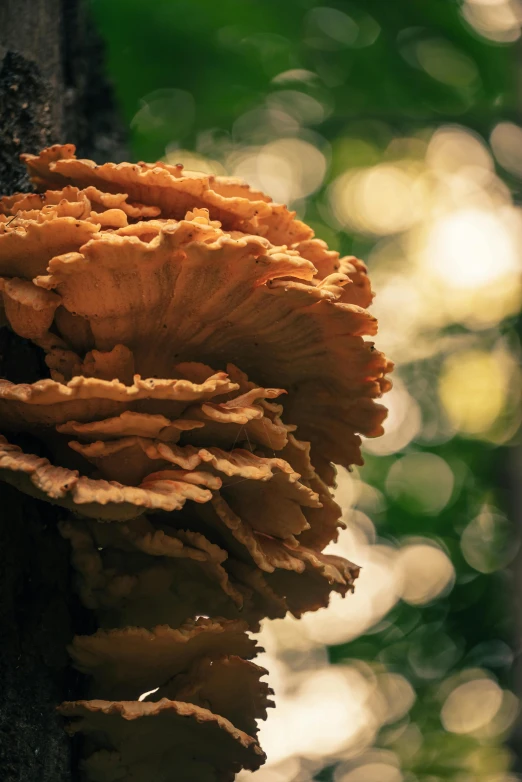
0,145,392,780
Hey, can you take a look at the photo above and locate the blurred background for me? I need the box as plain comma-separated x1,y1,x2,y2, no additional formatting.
90,1,522,779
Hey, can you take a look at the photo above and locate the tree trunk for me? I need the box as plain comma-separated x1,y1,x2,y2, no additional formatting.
0,3,125,779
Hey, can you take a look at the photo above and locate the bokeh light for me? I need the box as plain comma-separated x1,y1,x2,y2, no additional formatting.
336,761,403,782
91,2,522,779
329,163,424,235
441,678,504,734
461,505,517,573
397,542,455,605
461,0,522,43
491,121,522,177
231,137,327,204
385,453,455,515
423,208,519,289
438,348,515,436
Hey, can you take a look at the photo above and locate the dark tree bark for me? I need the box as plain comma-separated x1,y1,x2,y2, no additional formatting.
0,3,126,779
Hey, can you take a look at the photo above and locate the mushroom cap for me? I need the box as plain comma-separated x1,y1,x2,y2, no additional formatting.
68,617,261,699
1,146,392,478
58,698,265,780
59,515,359,629
161,655,274,737
0,430,335,564
0,366,239,429
59,518,248,630
22,143,309,245
0,435,220,520
28,220,384,473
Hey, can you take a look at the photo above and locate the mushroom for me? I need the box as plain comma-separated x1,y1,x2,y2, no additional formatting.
0,145,391,779
58,699,265,781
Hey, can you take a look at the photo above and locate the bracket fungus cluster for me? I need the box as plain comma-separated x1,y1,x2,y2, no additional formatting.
0,145,392,780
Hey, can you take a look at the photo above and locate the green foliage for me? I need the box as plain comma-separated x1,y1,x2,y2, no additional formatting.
91,0,517,161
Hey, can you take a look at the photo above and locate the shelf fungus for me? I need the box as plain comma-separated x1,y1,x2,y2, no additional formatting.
0,145,392,780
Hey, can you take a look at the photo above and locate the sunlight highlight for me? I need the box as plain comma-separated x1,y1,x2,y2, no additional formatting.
397,543,455,605
329,164,423,235
232,137,326,204
438,349,512,435
423,208,519,289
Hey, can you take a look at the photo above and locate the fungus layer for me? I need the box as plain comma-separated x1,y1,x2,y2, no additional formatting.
0,145,391,780
58,699,265,782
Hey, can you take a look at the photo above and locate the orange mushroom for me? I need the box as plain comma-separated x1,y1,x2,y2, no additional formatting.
0,145,391,779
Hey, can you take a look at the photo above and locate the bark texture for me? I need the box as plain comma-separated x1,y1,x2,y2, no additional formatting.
0,3,125,779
